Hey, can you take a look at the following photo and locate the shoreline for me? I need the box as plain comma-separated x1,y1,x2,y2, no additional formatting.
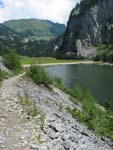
22,60,113,67
22,61,101,67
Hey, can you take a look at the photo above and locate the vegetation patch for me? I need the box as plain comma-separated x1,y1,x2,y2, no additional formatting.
67,107,87,122
19,95,39,117
0,70,8,82
18,94,46,129
67,86,113,140
3,49,22,74
26,65,52,85
35,133,44,144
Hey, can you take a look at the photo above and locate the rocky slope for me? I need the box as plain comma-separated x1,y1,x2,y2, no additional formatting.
0,73,113,150
4,19,65,41
59,0,113,58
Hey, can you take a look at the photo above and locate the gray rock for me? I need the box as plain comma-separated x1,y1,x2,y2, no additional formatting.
49,131,59,139
63,141,71,150
59,0,113,58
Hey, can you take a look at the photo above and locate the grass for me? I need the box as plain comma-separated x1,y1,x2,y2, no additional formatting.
35,134,44,144
21,56,81,65
67,107,87,122
19,94,46,129
19,95,39,117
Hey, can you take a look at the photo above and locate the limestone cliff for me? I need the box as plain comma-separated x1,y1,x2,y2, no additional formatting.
60,0,113,58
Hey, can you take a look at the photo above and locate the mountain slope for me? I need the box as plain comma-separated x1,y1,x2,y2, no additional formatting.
0,23,62,57
4,19,65,41
59,0,113,58
0,23,23,54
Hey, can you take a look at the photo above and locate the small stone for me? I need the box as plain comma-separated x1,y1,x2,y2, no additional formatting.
61,134,70,141
49,131,59,139
29,143,39,149
49,123,63,132
70,136,78,143
63,141,71,150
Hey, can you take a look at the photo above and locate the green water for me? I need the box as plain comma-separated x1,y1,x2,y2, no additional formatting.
45,64,113,104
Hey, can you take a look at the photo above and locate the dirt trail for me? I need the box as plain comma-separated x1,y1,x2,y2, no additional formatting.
0,73,28,150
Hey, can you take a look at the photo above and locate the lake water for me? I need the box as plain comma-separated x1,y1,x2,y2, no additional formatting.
45,64,113,104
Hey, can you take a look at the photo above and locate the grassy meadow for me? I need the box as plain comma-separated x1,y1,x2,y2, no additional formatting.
21,56,80,65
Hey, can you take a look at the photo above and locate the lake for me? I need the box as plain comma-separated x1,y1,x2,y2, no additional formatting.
45,64,113,104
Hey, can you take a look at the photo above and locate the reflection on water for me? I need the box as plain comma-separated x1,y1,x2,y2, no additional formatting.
45,64,113,104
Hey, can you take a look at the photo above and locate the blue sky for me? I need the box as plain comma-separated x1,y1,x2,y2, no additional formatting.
0,0,80,24
0,0,5,8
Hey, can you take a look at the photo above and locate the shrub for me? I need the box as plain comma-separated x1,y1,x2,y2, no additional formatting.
26,65,52,85
3,49,22,73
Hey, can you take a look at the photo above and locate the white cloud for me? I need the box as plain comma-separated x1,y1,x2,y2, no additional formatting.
0,0,80,24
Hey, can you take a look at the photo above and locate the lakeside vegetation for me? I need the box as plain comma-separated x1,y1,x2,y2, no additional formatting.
94,44,113,63
26,65,52,85
21,56,81,65
26,65,113,140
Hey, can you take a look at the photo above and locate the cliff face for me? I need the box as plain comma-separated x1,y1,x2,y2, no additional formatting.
60,0,113,58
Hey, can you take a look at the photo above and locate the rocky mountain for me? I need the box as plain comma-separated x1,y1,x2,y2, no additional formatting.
0,23,63,57
59,0,113,58
4,19,65,41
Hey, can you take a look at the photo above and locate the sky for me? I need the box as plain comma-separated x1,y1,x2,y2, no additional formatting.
0,0,80,24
